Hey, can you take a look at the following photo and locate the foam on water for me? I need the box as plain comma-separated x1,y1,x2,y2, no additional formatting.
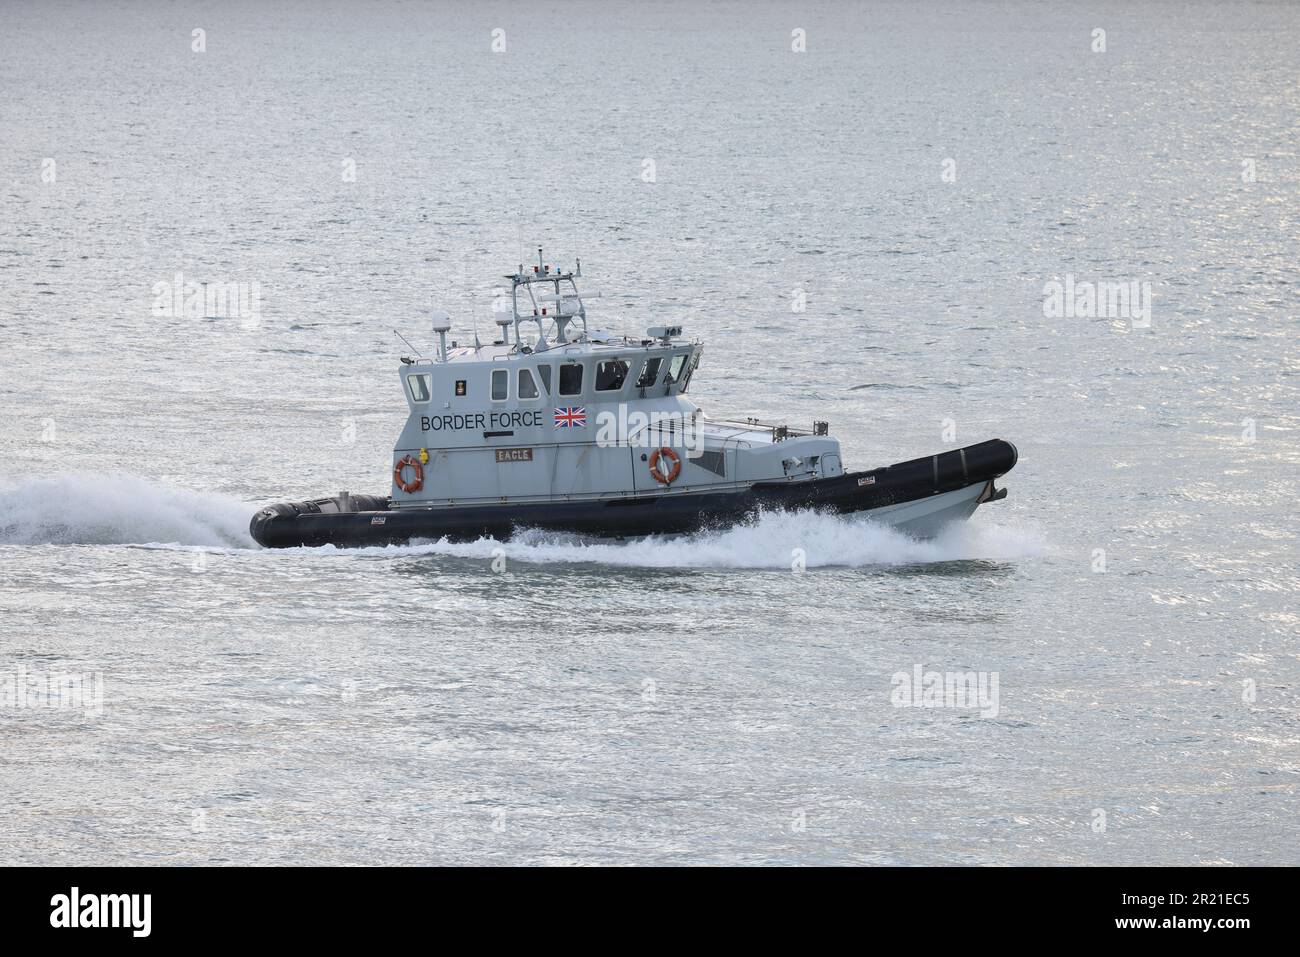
337,508,1049,569
0,474,1046,567
0,473,255,548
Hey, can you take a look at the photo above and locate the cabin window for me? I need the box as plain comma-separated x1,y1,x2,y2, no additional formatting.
559,363,583,396
518,368,539,400
679,352,700,392
637,356,663,388
693,448,726,477
536,364,552,395
491,368,508,401
406,374,431,403
595,359,629,392
667,353,688,382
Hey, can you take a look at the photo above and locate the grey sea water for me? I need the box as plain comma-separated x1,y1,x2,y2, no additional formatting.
1,0,1297,865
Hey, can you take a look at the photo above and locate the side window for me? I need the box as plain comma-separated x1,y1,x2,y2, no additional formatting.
595,359,629,392
666,354,688,382
406,374,431,403
518,368,539,400
536,364,552,395
559,363,583,396
491,368,508,401
679,352,700,392
637,356,663,388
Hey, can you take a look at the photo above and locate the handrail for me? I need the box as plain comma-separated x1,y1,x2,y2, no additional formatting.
622,409,701,444
701,416,829,443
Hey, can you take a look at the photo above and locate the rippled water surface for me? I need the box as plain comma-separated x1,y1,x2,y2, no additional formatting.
1,0,1297,865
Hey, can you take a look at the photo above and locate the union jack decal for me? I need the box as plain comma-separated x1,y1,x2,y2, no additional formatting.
553,406,587,429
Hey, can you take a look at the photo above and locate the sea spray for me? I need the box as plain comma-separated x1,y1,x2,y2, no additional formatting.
0,473,256,547
0,480,1047,567
316,509,1049,569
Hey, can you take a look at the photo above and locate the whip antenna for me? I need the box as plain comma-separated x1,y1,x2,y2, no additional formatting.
393,329,422,357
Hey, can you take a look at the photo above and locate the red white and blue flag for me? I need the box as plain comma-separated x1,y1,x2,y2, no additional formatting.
553,406,587,429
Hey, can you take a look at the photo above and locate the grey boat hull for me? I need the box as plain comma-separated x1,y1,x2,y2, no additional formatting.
250,439,1017,549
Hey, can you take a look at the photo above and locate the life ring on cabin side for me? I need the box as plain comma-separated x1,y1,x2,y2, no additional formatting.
393,455,424,494
648,447,681,485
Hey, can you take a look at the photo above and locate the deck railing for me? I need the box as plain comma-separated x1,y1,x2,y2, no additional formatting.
704,417,830,443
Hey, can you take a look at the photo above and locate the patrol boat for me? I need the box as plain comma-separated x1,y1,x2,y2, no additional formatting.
250,252,1017,548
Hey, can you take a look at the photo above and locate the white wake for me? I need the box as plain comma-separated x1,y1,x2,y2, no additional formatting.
0,475,1046,568
341,508,1048,569
0,473,255,547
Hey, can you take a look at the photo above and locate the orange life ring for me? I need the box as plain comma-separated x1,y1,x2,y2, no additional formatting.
648,447,681,485
393,454,423,493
